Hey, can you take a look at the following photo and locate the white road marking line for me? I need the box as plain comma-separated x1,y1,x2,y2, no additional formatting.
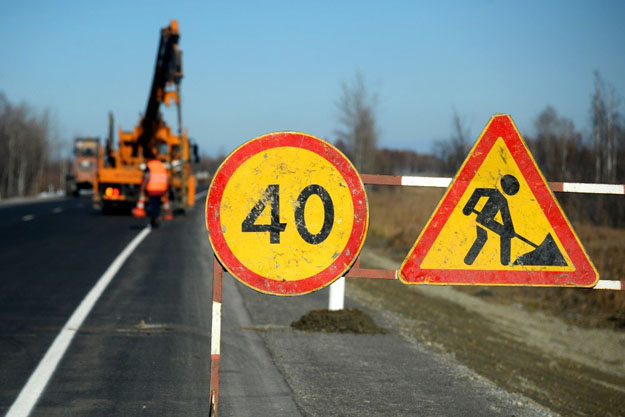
195,189,208,202
22,215,35,221
52,207,63,214
6,226,152,417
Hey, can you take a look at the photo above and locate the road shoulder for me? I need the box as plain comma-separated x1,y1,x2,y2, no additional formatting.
348,246,625,415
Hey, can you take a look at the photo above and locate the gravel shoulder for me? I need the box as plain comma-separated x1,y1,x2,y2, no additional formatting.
234,270,554,416
349,247,625,416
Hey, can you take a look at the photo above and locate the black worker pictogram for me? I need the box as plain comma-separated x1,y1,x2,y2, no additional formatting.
462,175,567,267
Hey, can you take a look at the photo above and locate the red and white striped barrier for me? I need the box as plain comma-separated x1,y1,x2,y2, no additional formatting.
209,174,624,415
344,262,623,291
209,259,223,417
361,174,625,195
355,174,624,291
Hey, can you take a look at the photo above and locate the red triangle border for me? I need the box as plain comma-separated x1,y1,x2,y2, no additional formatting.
399,114,598,287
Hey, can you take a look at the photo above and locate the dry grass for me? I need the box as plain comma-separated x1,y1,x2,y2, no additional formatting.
365,186,625,329
366,186,445,253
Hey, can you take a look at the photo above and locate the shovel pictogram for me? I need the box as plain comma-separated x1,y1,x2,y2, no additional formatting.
463,174,567,267
511,232,567,266
466,210,567,267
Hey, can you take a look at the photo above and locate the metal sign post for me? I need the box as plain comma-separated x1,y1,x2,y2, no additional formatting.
209,257,223,417
328,277,345,311
205,121,623,415
205,132,369,296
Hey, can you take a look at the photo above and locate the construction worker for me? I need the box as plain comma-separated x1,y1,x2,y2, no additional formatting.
142,155,169,228
462,174,519,265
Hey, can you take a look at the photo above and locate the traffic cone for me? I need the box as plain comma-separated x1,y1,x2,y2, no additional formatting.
162,195,173,220
132,194,147,218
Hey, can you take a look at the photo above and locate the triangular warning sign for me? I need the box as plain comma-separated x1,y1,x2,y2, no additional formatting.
399,114,598,287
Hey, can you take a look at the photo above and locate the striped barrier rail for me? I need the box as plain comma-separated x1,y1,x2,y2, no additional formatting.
347,174,625,291
361,174,625,195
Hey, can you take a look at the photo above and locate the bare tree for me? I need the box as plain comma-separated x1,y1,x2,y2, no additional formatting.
592,71,621,183
335,72,379,173
434,110,472,175
532,106,580,181
0,93,56,199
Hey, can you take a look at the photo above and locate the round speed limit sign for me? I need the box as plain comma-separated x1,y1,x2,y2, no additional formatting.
205,132,368,296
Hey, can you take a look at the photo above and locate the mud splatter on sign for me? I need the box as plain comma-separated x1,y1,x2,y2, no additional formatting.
399,114,598,287
206,132,368,295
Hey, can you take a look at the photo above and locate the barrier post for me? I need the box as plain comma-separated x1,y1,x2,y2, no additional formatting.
328,277,345,310
209,257,223,417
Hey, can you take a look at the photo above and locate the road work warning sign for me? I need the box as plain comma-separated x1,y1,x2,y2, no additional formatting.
399,114,598,287
206,132,368,296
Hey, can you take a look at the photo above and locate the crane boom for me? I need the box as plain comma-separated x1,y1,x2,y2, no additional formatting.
136,20,182,157
93,20,196,214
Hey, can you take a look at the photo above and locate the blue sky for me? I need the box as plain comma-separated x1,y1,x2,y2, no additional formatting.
1,0,624,156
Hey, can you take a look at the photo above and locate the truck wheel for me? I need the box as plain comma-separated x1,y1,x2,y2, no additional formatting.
65,179,77,197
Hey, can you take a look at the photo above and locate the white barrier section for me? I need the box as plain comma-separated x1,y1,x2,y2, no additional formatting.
401,176,451,188
562,183,625,195
328,277,345,310
594,280,624,290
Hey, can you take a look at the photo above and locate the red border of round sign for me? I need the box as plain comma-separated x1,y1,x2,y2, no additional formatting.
205,132,369,295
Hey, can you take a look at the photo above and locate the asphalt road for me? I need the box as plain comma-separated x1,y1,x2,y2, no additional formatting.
0,194,554,416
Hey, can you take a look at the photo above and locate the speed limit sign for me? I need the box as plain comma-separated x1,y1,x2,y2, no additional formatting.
205,132,368,296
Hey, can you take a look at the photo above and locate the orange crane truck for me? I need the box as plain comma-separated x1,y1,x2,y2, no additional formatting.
93,20,196,213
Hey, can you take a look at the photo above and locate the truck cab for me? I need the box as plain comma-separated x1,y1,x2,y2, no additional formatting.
66,137,99,196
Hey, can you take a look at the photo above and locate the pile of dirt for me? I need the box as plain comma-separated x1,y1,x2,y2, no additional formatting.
291,308,387,334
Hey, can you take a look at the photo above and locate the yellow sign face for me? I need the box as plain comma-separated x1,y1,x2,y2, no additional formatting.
206,132,369,295
400,114,598,287
421,136,573,271
221,147,354,279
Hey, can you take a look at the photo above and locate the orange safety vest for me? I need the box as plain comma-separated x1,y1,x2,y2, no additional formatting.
146,160,168,196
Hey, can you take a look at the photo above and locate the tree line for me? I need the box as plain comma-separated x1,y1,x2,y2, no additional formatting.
0,93,64,200
335,71,624,226
527,73,624,226
2,70,623,227
528,72,624,185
